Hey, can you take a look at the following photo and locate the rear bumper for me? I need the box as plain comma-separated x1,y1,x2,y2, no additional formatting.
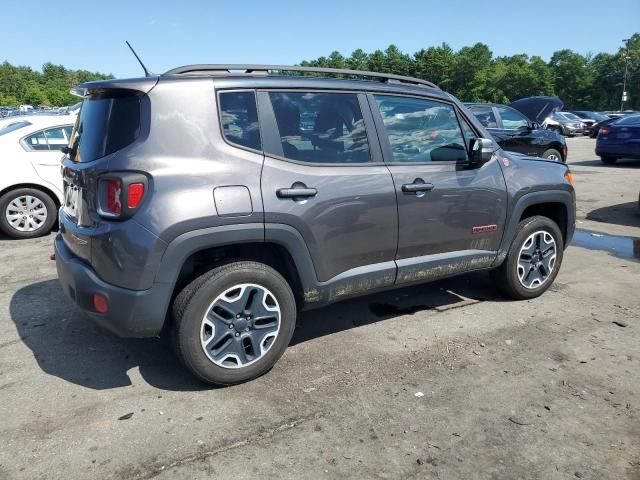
595,143,640,159
55,234,170,338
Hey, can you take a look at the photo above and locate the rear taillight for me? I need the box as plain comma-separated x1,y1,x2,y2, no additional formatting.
98,174,148,219
128,183,145,209
599,127,611,136
106,179,123,215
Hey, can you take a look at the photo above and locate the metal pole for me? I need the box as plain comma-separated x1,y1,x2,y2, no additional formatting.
621,39,630,111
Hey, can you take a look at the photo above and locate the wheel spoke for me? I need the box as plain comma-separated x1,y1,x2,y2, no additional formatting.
517,230,557,290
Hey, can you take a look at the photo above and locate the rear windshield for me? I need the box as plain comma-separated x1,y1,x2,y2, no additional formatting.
0,121,32,136
69,90,141,163
615,114,640,126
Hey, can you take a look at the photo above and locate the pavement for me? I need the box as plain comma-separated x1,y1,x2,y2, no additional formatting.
0,136,638,480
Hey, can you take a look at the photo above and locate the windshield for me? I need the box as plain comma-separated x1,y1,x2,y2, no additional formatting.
561,112,581,121
589,112,610,122
0,121,32,136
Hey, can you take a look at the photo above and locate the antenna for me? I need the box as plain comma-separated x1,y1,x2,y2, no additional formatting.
125,41,155,77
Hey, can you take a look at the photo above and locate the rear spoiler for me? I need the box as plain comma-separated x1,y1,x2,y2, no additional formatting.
71,77,159,97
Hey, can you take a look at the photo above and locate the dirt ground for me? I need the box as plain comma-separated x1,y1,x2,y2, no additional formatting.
0,136,638,480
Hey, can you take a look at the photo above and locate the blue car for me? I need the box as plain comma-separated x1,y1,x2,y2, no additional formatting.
596,114,640,164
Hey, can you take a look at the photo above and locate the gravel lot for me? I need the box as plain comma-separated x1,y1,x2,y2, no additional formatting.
0,137,638,480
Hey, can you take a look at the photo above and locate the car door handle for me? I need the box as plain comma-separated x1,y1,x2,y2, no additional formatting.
401,182,434,193
276,187,318,199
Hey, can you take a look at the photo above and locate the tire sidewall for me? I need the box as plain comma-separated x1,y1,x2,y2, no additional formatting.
503,216,564,299
0,188,57,239
176,264,296,385
542,148,562,162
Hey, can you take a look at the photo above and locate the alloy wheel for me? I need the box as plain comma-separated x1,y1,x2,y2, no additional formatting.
200,283,281,369
517,230,557,289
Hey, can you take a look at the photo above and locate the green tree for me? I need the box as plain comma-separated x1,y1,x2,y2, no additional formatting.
413,43,456,90
549,49,593,108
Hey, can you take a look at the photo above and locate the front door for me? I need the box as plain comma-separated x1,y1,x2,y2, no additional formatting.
259,90,398,287
369,94,507,284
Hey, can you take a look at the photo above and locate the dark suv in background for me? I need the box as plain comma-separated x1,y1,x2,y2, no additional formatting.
56,65,575,385
465,97,567,162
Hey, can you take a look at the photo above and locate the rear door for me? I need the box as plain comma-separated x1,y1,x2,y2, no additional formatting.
369,94,507,285
23,125,72,188
259,90,398,285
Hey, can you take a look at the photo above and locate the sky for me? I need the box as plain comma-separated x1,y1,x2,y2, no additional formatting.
1,0,639,78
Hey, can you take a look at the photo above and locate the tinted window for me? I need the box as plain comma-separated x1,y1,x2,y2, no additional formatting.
469,106,498,128
496,106,529,129
25,130,50,150
70,90,141,163
219,91,261,151
375,95,467,163
269,92,370,164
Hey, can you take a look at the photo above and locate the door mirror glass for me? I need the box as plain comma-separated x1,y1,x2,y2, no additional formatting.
470,138,499,166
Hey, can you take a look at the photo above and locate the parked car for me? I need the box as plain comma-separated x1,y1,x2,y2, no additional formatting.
589,116,618,138
465,98,567,162
596,114,640,164
544,112,587,136
570,111,610,129
0,115,75,238
55,65,575,386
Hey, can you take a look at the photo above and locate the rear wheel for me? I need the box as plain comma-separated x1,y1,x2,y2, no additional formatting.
172,261,297,386
491,216,564,300
541,148,562,162
600,156,617,165
0,188,57,239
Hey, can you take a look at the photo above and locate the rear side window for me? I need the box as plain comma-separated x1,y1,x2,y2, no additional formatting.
70,90,141,163
469,106,498,128
24,126,71,151
374,95,468,163
268,92,370,164
219,91,261,151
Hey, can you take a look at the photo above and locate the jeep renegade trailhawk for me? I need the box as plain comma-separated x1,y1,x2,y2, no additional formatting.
55,65,576,385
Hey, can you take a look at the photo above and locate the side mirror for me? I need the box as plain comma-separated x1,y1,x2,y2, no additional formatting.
469,138,499,167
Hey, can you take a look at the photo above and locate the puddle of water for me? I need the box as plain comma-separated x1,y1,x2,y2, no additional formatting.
571,228,640,260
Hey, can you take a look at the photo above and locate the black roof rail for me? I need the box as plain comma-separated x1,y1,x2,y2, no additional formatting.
162,64,438,89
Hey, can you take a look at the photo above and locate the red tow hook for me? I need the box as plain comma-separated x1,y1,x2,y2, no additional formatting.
50,253,56,261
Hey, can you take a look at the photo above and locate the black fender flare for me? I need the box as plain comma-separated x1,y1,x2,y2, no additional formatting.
494,189,576,266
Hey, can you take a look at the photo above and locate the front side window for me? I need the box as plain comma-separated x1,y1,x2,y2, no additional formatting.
496,106,529,129
375,95,467,163
269,92,370,164
219,91,261,151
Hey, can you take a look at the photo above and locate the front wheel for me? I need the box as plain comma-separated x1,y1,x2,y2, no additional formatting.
0,188,57,239
172,261,297,386
491,216,564,300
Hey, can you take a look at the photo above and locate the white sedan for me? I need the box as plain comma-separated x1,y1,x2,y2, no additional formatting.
0,115,76,238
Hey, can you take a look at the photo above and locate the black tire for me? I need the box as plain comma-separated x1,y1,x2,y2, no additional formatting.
172,261,297,386
0,188,57,239
541,148,562,162
491,216,564,300
600,156,617,165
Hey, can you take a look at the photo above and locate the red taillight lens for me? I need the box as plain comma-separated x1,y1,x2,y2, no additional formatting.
599,127,611,136
106,179,122,215
128,183,145,209
93,294,108,313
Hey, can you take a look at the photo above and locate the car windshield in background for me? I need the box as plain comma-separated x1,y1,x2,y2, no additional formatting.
70,91,141,163
561,113,582,121
614,114,640,126
589,112,610,122
0,121,32,136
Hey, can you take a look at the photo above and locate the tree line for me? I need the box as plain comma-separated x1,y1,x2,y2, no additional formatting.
299,33,639,110
0,62,113,107
1,33,638,109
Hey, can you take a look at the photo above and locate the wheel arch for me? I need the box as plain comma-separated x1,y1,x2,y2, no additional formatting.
494,190,575,266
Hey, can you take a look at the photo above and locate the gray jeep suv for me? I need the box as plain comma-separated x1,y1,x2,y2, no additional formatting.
55,65,575,385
